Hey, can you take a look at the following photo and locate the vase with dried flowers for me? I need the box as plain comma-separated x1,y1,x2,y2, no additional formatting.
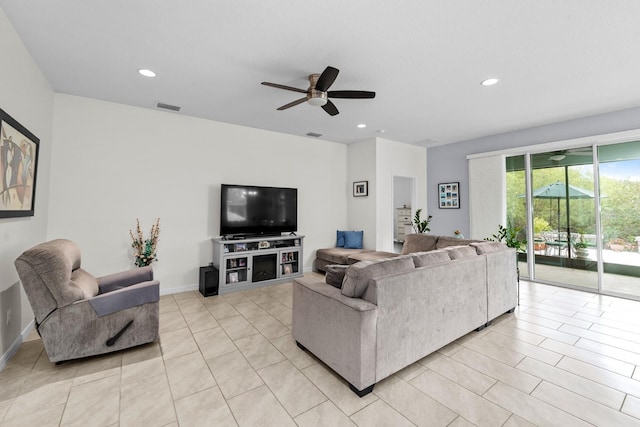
130,218,160,267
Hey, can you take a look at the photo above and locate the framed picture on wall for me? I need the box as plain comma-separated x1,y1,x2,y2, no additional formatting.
0,108,40,218
438,182,460,209
353,181,368,197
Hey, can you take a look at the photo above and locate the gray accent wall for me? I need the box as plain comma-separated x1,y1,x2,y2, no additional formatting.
427,106,640,238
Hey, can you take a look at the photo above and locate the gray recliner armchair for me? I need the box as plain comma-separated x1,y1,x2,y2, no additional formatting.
15,239,160,363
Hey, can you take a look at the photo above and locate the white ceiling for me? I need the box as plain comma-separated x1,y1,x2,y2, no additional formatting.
2,1,640,146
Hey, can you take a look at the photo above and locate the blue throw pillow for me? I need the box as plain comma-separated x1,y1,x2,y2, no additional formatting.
336,230,346,247
344,231,364,249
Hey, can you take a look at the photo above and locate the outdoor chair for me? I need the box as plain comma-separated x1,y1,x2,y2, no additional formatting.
14,239,160,363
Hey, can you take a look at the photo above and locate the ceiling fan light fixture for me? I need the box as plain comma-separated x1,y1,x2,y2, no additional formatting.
138,68,156,78
549,154,566,161
307,97,327,107
481,77,499,86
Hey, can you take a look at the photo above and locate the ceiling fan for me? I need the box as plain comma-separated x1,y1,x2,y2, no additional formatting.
549,148,593,161
261,66,375,116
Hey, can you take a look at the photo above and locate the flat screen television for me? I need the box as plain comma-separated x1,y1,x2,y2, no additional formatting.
220,184,297,237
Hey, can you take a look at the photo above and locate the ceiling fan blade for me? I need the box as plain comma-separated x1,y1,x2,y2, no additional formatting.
262,82,308,94
328,90,376,99
322,100,339,116
315,66,339,92
277,97,308,110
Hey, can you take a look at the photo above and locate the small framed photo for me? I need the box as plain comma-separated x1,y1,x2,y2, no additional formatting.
283,264,292,275
353,181,368,197
228,272,239,283
438,182,460,209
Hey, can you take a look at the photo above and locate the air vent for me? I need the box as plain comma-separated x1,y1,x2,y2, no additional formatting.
155,102,181,112
306,132,322,138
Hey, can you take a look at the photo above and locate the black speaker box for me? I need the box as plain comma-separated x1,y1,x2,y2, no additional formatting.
199,265,219,297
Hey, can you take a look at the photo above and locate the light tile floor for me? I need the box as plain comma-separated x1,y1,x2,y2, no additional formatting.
3,273,640,426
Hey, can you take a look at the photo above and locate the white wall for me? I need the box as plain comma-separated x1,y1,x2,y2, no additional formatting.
0,8,54,358
49,94,348,293
375,138,427,251
346,137,427,251
347,138,377,249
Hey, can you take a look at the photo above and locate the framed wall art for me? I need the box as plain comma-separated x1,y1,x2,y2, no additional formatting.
438,182,460,209
0,108,40,218
353,181,368,197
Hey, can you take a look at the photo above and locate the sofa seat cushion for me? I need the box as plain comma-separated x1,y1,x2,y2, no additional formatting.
411,249,451,267
342,256,415,298
316,248,374,265
401,234,438,254
347,251,398,265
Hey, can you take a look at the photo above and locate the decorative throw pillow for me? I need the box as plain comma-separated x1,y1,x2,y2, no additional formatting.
336,230,346,247
344,231,364,249
325,264,348,288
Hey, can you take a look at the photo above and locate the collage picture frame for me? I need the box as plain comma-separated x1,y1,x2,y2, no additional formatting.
438,182,460,209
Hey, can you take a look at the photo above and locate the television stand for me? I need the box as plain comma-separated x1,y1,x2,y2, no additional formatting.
212,235,304,295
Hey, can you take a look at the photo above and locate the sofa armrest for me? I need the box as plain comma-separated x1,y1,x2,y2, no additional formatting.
293,276,377,312
292,277,377,391
88,280,159,317
98,266,154,293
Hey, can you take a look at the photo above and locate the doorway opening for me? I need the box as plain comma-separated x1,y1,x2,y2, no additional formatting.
392,176,415,254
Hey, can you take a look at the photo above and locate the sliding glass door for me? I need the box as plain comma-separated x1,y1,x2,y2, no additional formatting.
506,140,640,299
598,141,640,298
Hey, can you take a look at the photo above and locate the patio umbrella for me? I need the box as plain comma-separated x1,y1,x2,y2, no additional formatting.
518,180,599,247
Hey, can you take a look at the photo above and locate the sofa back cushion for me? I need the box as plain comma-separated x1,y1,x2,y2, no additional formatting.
70,268,100,299
471,241,507,254
436,236,478,249
401,234,438,254
411,250,451,267
342,256,415,298
446,245,479,260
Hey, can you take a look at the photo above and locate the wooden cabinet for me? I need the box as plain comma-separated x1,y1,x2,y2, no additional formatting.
396,208,412,242
212,235,304,294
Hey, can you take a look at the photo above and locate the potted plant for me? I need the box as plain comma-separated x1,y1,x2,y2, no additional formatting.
573,234,590,259
487,218,525,251
130,218,161,267
412,209,432,234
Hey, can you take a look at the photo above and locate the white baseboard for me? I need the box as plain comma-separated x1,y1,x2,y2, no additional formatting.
160,283,199,296
0,319,35,373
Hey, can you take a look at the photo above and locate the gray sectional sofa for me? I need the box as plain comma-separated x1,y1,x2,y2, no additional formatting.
293,234,517,396
314,234,480,271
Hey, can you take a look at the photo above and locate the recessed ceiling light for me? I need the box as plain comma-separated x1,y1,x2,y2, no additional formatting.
357,124,367,128
481,78,499,86
138,69,156,78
